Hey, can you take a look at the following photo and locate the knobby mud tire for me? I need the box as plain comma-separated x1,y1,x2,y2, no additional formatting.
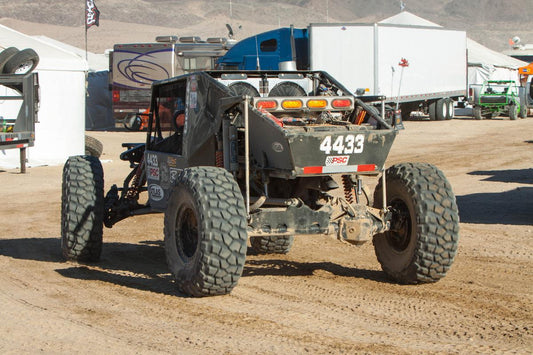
250,235,294,254
373,163,460,284
164,167,248,297
61,155,104,262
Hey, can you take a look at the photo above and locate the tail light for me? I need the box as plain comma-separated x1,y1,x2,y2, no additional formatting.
331,99,352,109
112,90,120,103
256,100,278,109
281,99,303,109
307,99,327,109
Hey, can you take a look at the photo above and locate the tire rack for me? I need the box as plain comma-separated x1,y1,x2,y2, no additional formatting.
0,73,39,173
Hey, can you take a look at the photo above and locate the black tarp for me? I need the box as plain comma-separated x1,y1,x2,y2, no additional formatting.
86,71,114,130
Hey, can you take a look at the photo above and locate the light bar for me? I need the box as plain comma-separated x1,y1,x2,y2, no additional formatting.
251,96,354,112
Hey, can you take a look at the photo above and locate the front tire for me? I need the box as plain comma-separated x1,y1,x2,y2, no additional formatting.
509,104,518,120
373,163,459,283
250,235,294,254
61,155,104,262
164,167,248,297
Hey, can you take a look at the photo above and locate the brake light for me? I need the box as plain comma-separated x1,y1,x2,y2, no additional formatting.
256,100,277,110
112,90,120,103
282,99,303,109
307,99,327,109
331,99,352,108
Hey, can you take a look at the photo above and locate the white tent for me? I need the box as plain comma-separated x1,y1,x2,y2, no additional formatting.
0,25,87,168
379,11,442,28
467,38,527,84
380,12,527,85
32,35,109,72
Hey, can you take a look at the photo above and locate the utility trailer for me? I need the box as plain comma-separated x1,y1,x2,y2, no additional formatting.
0,72,39,172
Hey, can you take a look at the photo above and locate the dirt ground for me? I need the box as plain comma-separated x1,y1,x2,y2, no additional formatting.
0,117,532,354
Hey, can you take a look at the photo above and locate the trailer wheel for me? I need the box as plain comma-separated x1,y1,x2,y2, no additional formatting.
2,48,39,74
445,99,454,120
428,101,436,120
250,235,294,254
373,163,459,284
473,106,483,120
435,99,447,120
61,155,104,262
164,167,248,297
0,47,19,73
85,135,103,158
509,104,518,120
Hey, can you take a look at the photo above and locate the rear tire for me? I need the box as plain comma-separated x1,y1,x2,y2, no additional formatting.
61,155,104,262
519,104,527,118
473,106,483,120
164,167,248,296
435,99,447,120
445,98,454,120
373,163,459,284
428,101,437,120
250,235,294,254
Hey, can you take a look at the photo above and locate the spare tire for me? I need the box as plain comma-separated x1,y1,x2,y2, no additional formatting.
85,135,103,158
0,47,19,73
269,82,307,97
3,48,40,74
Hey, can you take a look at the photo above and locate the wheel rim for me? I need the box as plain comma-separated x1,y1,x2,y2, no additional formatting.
175,206,199,260
14,61,34,74
387,198,412,252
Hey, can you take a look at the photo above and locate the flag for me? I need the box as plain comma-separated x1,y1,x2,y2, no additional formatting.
86,0,100,29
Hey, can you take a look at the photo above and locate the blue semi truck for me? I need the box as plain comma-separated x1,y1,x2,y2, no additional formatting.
217,23,468,121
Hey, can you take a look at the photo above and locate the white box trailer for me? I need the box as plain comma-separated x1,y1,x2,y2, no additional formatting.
308,23,468,120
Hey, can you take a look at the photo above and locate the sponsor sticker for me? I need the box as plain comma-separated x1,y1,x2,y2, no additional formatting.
149,184,164,201
325,155,349,166
167,156,177,167
148,167,160,180
146,153,158,167
272,142,284,153
170,168,179,184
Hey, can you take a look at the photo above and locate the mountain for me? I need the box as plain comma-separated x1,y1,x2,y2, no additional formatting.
0,0,531,54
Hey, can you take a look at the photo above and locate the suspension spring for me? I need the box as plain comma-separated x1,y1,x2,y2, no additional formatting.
342,174,355,204
216,150,224,168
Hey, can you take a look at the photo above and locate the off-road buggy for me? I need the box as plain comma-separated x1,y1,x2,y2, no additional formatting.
473,80,524,120
61,70,460,297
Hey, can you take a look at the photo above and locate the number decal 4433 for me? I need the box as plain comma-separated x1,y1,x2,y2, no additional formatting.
319,134,364,155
